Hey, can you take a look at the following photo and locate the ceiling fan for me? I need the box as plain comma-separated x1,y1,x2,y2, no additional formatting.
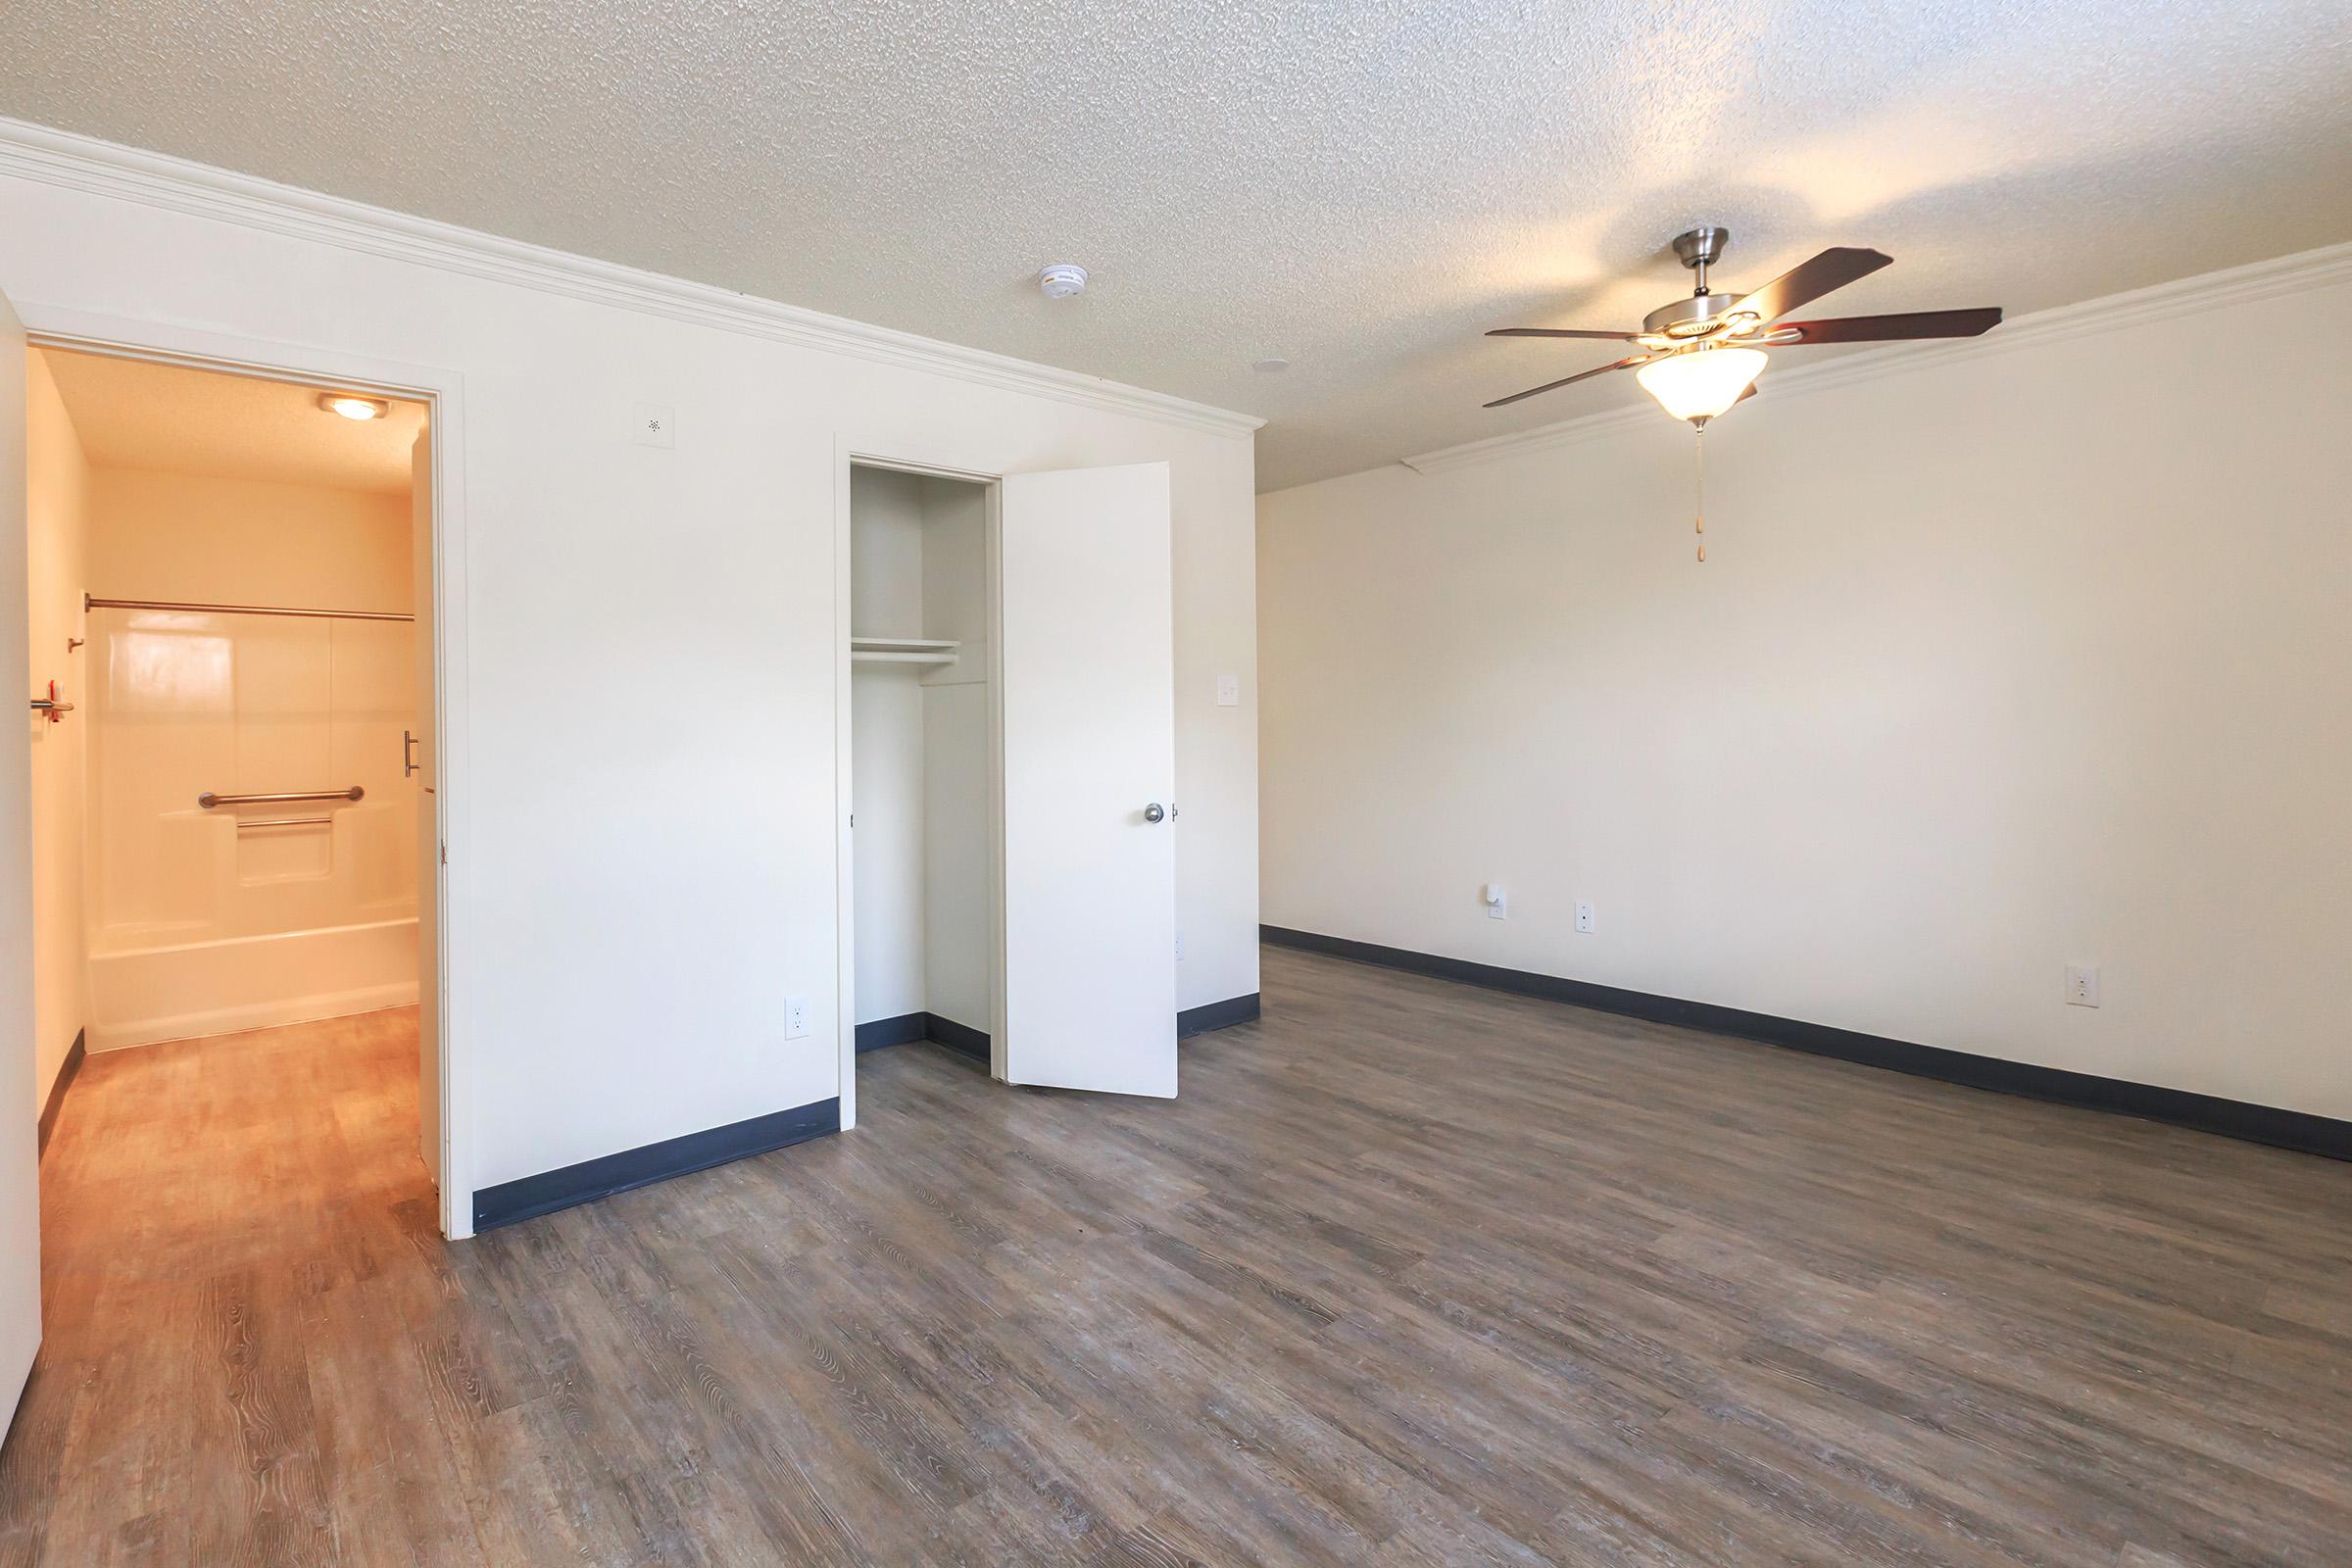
1484,226,2002,423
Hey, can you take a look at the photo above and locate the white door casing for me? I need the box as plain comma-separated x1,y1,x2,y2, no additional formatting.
411,431,442,1189
0,282,47,1424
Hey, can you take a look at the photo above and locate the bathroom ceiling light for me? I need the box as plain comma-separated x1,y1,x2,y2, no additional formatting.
318,392,389,421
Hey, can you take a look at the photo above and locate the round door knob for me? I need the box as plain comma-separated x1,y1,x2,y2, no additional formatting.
1143,803,1166,823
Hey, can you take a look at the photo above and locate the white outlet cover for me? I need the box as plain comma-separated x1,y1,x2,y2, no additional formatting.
1575,901,1595,933
2066,963,2101,1007
1216,673,1240,707
784,993,810,1037
633,402,676,448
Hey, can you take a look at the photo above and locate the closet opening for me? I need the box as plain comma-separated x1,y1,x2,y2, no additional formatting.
845,463,1000,1094
23,343,449,1213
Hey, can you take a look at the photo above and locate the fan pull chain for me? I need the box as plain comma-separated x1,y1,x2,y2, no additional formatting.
1693,426,1707,563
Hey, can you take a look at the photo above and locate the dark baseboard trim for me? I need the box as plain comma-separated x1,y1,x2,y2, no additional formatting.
923,1012,991,1063
37,1030,85,1159
856,1012,929,1053
860,995,1261,1060
472,1097,841,1233
1178,992,1261,1038
1262,925,2352,1164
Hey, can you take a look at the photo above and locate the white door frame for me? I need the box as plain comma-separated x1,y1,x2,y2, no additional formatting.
831,432,1008,1133
19,303,476,1239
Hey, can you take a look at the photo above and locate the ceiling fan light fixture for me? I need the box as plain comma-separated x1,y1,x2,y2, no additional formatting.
1635,346,1767,424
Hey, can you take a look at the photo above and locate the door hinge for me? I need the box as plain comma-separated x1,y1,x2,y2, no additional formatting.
439,841,447,865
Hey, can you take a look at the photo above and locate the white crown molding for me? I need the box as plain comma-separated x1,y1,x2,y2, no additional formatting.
1400,239,2352,478
0,116,1265,439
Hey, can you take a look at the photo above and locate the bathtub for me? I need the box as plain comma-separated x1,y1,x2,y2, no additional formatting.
86,916,419,1052
81,602,423,1052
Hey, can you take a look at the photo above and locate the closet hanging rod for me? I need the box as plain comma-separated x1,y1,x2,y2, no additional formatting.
84,594,414,623
199,787,365,808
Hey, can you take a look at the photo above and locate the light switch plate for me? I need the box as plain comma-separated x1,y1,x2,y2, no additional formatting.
633,402,676,448
1216,673,1240,707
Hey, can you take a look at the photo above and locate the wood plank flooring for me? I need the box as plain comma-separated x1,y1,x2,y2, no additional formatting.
3,947,2349,1564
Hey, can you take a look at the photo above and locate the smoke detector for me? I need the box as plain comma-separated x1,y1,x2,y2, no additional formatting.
1038,264,1090,300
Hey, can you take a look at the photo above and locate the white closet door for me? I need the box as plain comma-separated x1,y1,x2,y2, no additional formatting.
999,462,1177,1098
0,282,44,1426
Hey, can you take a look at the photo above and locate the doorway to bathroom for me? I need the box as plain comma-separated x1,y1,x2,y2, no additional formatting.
20,340,454,1223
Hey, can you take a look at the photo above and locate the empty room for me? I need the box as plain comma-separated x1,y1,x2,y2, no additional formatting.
1,2,2346,1563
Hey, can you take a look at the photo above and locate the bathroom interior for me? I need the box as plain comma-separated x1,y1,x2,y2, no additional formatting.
24,345,434,1155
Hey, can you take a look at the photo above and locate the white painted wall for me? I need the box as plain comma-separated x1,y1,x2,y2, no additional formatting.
24,350,88,1104
0,131,1259,1193
1258,253,2352,1122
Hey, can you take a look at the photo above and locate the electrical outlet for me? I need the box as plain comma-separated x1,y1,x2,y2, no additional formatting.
785,994,810,1037
2065,964,2100,1007
1216,673,1241,707
1175,931,1185,962
1482,883,1507,919
1575,901,1595,934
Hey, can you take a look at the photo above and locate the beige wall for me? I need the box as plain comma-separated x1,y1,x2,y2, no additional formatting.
80,463,417,960
24,351,89,1103
86,466,412,612
1258,255,2352,1121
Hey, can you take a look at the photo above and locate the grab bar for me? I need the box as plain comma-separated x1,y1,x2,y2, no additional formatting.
236,816,331,829
198,787,365,808
86,594,413,624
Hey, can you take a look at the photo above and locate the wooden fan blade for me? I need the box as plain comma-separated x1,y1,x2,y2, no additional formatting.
1771,307,2002,344
1735,381,1758,404
1484,354,1648,409
1485,326,1643,340
1729,247,1891,323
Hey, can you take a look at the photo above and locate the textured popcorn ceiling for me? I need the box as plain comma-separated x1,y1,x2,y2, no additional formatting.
3,0,2347,490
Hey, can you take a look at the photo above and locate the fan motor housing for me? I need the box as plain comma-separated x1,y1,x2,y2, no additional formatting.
1643,292,1751,338
1646,224,1755,339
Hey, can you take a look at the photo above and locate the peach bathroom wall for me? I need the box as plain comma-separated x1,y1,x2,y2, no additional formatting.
81,465,419,1050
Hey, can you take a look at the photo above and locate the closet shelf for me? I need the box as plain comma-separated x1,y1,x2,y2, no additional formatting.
851,636,960,666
